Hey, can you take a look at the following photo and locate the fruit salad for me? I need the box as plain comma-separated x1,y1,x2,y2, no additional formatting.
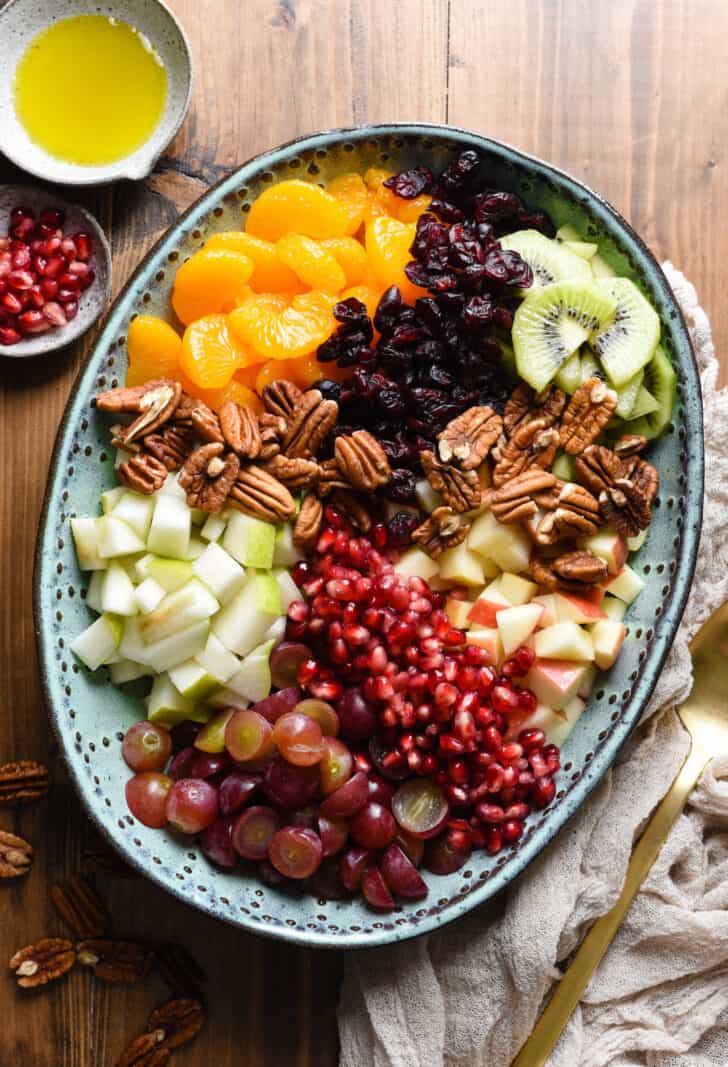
69,151,671,910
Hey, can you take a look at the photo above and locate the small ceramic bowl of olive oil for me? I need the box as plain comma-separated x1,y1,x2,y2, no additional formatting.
0,0,193,185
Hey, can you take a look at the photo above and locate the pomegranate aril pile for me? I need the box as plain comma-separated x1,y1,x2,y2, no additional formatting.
0,205,95,346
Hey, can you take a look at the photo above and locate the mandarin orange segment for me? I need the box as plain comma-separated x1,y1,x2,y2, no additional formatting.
293,354,353,385
365,215,428,303
233,363,264,390
255,358,298,395
391,192,433,223
319,237,369,286
362,168,432,224
171,249,254,325
126,315,182,386
276,234,346,293
326,173,368,235
180,313,250,389
205,231,302,293
214,379,264,414
228,290,337,362
245,180,348,242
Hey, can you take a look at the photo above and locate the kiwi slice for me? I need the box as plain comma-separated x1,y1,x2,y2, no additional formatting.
613,368,644,419
555,350,583,393
500,229,592,289
590,278,660,386
512,281,617,392
590,253,617,279
580,349,601,382
552,452,576,481
627,386,659,419
625,345,676,438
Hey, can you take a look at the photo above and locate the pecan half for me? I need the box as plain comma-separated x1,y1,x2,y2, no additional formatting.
262,454,319,489
263,379,302,421
503,384,566,435
490,470,558,524
329,490,372,532
552,550,609,584
83,831,135,877
118,453,168,495
117,1032,170,1067
528,555,559,591
0,760,50,806
293,493,324,550
179,443,240,512
575,444,624,496
51,875,110,939
10,938,75,988
170,393,198,430
600,477,654,537
534,481,601,544
190,401,223,444
492,420,560,487
142,423,196,471
317,457,352,496
560,377,618,454
96,380,182,445
219,400,261,459
335,430,391,491
77,939,154,983
577,445,658,536
412,507,469,558
258,412,286,460
117,999,204,1067
437,406,502,470
283,390,338,458
421,450,481,513
154,944,206,1000
614,434,648,457
0,831,32,878
229,465,296,522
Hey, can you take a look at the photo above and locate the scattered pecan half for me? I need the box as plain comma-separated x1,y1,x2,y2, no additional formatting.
258,413,286,460
490,470,558,524
282,390,338,458
229,465,296,522
293,493,324,550
262,453,319,489
51,874,111,939
154,944,206,1000
262,379,302,421
421,450,481,513
179,443,240,513
317,457,353,496
10,938,75,988
95,380,182,446
142,423,196,471
437,405,503,470
117,999,204,1067
77,939,154,983
335,430,391,492
219,400,262,459
534,482,601,544
412,507,469,557
503,384,566,436
559,377,618,454
0,760,50,806
190,400,223,444
118,453,168,495
552,550,609,584
116,1032,170,1067
0,831,32,879
328,490,372,532
492,420,560,487
83,831,135,877
614,434,648,457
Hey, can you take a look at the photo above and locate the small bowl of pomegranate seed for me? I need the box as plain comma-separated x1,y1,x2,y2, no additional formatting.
0,185,111,357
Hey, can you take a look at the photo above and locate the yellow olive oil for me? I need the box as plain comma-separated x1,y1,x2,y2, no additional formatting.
14,15,167,166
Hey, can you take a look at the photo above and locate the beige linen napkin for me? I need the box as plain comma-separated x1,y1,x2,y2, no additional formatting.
338,265,728,1067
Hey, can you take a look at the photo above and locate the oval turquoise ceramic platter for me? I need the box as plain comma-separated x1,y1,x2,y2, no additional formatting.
34,125,703,948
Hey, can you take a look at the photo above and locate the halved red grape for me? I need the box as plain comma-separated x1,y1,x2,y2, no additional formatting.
194,709,234,753
232,805,281,860
319,738,353,795
337,687,378,740
423,832,471,875
268,827,323,879
350,801,397,850
269,643,311,689
395,829,424,867
263,757,320,809
381,844,428,898
170,720,202,751
186,750,232,779
288,804,318,830
311,857,349,900
392,779,449,839
272,712,325,767
361,865,394,910
294,698,340,737
169,746,197,780
165,778,218,834
200,816,237,869
319,771,369,818
218,771,262,816
318,814,349,857
225,709,273,762
367,774,395,808
125,772,172,828
252,687,301,724
258,858,286,886
339,846,373,891
122,721,171,773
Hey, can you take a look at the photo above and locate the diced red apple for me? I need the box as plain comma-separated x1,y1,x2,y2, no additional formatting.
497,603,544,656
520,695,585,747
438,542,487,587
601,595,627,622
524,658,590,709
467,510,531,573
498,572,538,605
534,621,594,662
467,578,512,627
551,591,607,624
600,564,645,605
590,618,627,670
445,597,472,630
531,594,559,628
578,527,627,575
465,627,503,666
577,663,597,700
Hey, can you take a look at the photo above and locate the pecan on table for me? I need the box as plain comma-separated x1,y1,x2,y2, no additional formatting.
0,831,33,879
534,482,601,544
0,760,50,806
421,450,481,513
229,465,296,522
437,405,503,470
261,453,319,490
335,430,391,492
492,419,560,488
490,470,558,524
614,433,648,458
262,378,302,422
51,874,111,939
502,384,566,436
118,453,168,495
95,380,182,446
77,939,154,983
219,400,262,459
83,830,135,877
412,507,469,558
317,457,353,496
9,938,76,988
148,998,205,1052
190,400,223,444
154,943,206,1001
552,550,609,585
258,413,287,461
142,422,196,472
282,390,338,458
559,377,618,455
292,493,324,550
116,1032,170,1067
328,489,372,532
179,443,240,513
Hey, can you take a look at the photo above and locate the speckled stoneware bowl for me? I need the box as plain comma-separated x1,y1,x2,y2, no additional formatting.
0,0,192,185
0,185,111,357
34,125,703,948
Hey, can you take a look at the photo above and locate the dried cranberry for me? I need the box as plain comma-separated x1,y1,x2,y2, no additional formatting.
462,295,496,331
383,166,434,199
472,190,522,222
334,296,369,326
313,379,344,403
437,150,481,195
373,286,405,334
483,247,533,287
385,511,420,547
377,383,407,417
386,468,417,503
516,208,556,237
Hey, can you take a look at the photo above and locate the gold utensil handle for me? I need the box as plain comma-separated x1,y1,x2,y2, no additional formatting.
512,742,708,1067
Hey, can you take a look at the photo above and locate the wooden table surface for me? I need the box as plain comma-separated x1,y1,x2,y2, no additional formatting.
1,1,726,1063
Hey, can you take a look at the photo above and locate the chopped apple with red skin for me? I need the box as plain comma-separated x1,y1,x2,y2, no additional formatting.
577,663,597,700
465,627,503,666
535,621,594,661
497,604,544,656
578,527,627,575
590,618,627,669
524,658,590,709
531,594,558,628
438,542,487,587
551,591,607,625
445,597,473,630
601,595,627,622
467,509,531,572
499,572,538,605
393,546,439,582
467,577,511,627
600,564,645,604
521,696,586,747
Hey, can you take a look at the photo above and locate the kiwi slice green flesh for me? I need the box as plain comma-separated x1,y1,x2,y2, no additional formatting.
500,229,592,289
552,452,576,481
590,253,617,279
625,345,676,438
591,278,660,386
512,281,617,392
627,386,660,419
613,369,644,419
580,349,601,382
555,350,583,394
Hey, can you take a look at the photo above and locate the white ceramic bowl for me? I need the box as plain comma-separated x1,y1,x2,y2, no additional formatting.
0,0,193,185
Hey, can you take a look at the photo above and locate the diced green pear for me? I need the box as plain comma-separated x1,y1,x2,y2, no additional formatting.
168,659,220,702
200,512,228,543
184,536,207,561
85,570,105,613
189,507,206,526
134,577,166,615
101,487,126,514
71,614,122,671
195,633,240,684
144,621,210,673
146,673,195,726
192,542,246,603
140,579,219,645
119,617,151,665
71,516,107,571
206,688,250,710
110,659,151,684
211,572,281,657
222,511,276,569
273,568,302,612
114,447,132,470
112,492,155,540
100,561,138,616
135,554,193,592
159,473,187,499
226,640,274,702
97,516,146,559
272,523,304,567
264,617,287,644
147,493,191,559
